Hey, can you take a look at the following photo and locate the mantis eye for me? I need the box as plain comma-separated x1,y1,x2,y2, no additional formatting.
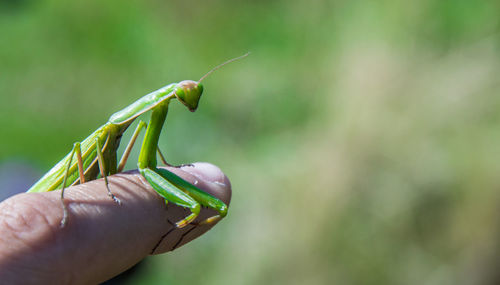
174,80,204,112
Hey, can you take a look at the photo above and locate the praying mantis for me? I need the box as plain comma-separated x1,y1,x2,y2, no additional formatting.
27,53,248,232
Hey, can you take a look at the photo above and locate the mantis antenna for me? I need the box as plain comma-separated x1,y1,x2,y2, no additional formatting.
198,52,250,83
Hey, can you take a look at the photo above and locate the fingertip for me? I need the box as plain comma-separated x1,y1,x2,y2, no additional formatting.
170,162,232,206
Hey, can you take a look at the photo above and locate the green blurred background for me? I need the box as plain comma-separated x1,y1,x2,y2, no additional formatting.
1,0,500,284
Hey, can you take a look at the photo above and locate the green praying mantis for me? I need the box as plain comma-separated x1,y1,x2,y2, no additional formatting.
27,53,248,236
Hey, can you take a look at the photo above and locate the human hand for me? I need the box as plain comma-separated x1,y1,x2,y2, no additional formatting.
0,163,231,284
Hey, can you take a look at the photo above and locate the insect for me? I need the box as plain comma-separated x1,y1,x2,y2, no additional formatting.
27,53,249,231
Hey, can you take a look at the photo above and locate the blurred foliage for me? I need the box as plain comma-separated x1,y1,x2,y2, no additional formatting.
1,0,500,284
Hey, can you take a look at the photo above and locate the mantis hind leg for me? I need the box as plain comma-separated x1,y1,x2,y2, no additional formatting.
95,137,121,205
60,142,84,227
60,135,121,227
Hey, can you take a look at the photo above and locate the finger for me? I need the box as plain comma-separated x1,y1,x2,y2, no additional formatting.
0,162,231,284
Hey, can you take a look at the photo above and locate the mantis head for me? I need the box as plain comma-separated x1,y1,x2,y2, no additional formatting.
174,52,250,112
174,80,203,112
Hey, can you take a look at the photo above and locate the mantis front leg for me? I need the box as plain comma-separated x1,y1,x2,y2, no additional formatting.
117,120,173,173
137,101,228,230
